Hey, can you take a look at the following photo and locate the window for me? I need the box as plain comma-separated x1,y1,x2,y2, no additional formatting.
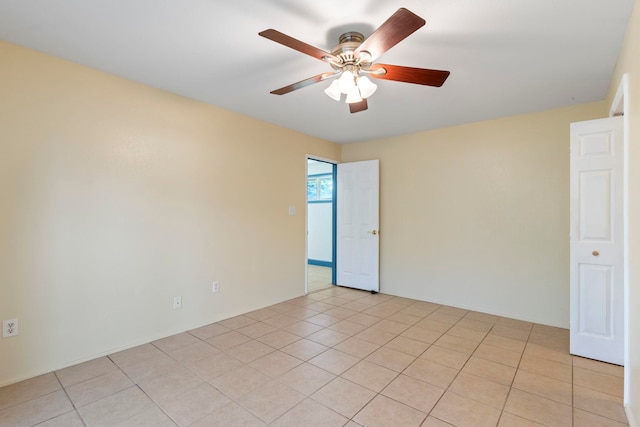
307,178,318,200
307,174,333,201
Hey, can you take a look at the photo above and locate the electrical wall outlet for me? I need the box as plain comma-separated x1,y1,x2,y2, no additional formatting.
212,281,220,293
173,296,182,310
2,318,18,338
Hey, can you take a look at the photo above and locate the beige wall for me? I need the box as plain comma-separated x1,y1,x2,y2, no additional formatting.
0,41,340,386
608,0,640,423
342,102,606,328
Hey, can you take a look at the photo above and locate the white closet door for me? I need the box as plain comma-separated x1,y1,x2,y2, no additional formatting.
570,116,624,365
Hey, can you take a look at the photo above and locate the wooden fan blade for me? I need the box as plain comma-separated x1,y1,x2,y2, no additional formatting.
270,72,338,95
369,64,450,87
349,99,368,113
259,29,338,63
354,8,425,62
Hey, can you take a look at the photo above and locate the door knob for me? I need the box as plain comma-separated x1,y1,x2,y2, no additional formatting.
371,230,378,235
592,250,599,256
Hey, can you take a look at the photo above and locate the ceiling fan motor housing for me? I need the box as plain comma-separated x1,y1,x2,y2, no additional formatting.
330,32,371,70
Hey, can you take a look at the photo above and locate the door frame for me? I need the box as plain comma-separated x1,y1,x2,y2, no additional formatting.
305,155,338,294
610,74,630,406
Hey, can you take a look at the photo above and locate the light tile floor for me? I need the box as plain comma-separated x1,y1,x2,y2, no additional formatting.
307,265,333,292
0,287,628,426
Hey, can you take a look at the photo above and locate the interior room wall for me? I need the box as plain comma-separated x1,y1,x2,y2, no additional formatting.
607,0,639,423
342,102,607,328
0,41,340,387
307,202,333,263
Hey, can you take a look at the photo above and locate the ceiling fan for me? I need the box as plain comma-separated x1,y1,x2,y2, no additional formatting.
259,8,450,114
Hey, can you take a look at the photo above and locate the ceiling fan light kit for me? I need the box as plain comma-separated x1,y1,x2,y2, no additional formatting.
357,76,377,99
324,80,341,101
325,68,377,104
345,86,364,104
338,69,357,93
259,8,450,113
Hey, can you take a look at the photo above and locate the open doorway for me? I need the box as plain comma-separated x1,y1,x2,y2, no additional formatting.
306,158,336,292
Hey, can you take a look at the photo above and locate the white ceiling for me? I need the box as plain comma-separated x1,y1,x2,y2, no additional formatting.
0,0,634,143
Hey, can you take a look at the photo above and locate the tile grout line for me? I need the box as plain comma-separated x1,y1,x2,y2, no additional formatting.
51,371,89,427
494,322,533,426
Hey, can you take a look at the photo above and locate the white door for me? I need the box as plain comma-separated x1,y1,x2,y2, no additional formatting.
570,116,624,365
336,160,379,292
